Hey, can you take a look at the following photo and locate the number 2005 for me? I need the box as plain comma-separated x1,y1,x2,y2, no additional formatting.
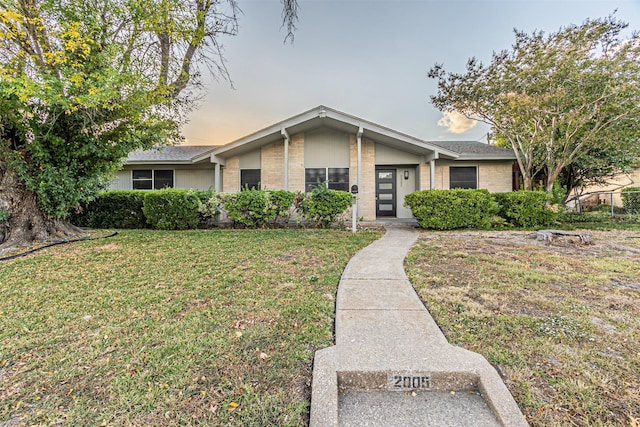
392,375,431,389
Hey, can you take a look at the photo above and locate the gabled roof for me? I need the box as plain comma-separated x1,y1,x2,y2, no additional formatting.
432,141,516,160
126,145,216,165
123,106,517,164
211,105,460,160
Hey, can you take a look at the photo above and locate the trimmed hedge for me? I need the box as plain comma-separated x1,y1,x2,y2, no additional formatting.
197,190,222,226
72,189,215,230
142,189,201,230
493,190,556,227
71,190,147,229
622,187,640,214
404,189,497,230
71,188,351,230
222,189,297,228
269,190,297,224
296,185,353,228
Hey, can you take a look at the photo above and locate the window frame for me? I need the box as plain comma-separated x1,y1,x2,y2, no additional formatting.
132,169,174,190
240,169,261,190
305,167,349,192
449,166,478,189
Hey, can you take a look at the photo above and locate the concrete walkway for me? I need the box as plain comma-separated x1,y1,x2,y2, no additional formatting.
310,224,528,426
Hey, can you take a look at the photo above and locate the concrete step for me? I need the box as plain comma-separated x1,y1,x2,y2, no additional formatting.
339,389,500,427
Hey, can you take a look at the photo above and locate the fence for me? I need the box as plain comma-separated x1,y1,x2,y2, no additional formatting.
570,190,640,216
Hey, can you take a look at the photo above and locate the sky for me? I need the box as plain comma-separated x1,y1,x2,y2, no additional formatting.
182,0,640,146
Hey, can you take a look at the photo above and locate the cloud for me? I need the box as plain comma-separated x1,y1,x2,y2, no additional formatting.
437,111,478,134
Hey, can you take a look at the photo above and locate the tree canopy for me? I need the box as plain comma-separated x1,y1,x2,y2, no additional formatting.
0,0,298,253
429,16,640,194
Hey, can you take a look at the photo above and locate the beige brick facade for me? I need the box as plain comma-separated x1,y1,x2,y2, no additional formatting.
428,161,514,192
419,163,431,190
360,138,376,220
349,134,358,188
218,129,514,220
478,161,514,192
222,157,240,192
288,133,305,192
260,141,284,190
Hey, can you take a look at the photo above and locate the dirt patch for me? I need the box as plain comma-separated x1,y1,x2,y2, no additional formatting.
418,229,640,258
97,243,119,251
406,229,640,427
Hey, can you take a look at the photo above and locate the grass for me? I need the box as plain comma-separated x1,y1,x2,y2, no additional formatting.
0,228,380,426
405,229,640,426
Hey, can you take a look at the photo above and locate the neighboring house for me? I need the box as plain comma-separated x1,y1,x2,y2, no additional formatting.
577,167,640,207
110,106,516,220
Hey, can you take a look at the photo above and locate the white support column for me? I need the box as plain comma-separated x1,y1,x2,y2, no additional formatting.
214,163,221,192
357,125,363,217
427,150,439,190
430,159,436,190
211,155,226,193
282,127,290,191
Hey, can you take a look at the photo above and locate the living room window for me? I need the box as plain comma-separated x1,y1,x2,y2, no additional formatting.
240,169,261,190
449,166,477,189
305,168,349,192
132,169,174,190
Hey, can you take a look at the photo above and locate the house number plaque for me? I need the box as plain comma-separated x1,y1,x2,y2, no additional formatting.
387,372,432,390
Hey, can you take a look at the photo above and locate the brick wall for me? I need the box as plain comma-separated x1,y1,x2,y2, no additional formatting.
478,161,514,192
223,157,240,192
419,163,430,190
288,133,305,192
431,160,514,192
360,138,376,220
261,140,284,189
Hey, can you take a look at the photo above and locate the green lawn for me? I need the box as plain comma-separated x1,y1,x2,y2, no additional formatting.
0,229,380,426
405,229,640,427
5,225,639,426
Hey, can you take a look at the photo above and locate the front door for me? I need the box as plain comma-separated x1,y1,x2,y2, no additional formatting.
376,169,396,217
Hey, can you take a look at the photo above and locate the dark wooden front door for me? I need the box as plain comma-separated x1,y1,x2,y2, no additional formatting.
376,169,396,217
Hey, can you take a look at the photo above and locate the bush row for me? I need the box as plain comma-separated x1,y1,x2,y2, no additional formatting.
71,186,353,230
404,189,556,230
622,187,640,214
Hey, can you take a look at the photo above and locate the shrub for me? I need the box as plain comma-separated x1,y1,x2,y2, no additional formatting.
268,190,296,224
622,187,640,214
296,184,354,228
196,190,222,226
142,189,201,230
220,189,297,228
493,191,556,227
404,189,497,230
586,203,624,214
556,210,610,223
71,190,147,229
222,189,267,228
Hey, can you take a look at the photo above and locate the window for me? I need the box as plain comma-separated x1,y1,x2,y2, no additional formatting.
305,168,349,192
132,170,152,190
154,170,173,189
132,169,174,190
241,169,261,190
328,168,349,191
449,166,477,189
305,168,326,192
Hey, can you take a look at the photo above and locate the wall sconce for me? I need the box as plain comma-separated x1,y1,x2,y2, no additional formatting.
404,170,410,180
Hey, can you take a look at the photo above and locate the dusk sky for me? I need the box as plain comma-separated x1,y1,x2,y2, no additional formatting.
182,0,640,146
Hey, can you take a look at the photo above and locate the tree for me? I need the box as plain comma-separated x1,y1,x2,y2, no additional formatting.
429,16,640,194
0,0,298,254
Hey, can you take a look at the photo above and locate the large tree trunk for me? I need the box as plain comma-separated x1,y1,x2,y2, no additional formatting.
0,167,84,256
